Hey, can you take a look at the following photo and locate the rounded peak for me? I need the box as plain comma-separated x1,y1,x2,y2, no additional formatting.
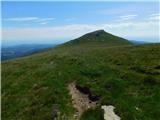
92,29,106,34
87,30,107,37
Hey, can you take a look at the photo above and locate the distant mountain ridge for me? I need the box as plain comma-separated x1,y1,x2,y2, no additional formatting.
1,44,56,61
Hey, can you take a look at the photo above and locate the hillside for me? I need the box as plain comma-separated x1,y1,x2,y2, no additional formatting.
64,30,132,46
2,30,160,120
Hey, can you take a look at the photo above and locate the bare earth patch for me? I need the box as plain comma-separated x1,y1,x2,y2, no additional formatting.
68,83,97,119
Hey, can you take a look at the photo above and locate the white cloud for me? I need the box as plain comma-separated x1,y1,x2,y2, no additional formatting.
149,13,160,16
4,17,39,21
2,20,159,44
118,14,138,21
120,14,138,18
36,18,55,25
149,13,160,20
36,18,55,22
3,17,55,24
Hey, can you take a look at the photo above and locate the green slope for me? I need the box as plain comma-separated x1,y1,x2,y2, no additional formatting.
2,30,160,120
63,30,132,46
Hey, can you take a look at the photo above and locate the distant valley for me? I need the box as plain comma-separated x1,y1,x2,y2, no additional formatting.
1,44,57,61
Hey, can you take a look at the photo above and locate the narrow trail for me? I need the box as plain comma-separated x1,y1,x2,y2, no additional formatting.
68,83,97,119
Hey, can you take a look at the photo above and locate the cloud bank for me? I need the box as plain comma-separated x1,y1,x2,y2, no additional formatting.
2,19,159,45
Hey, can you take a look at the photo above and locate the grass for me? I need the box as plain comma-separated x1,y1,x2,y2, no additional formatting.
2,31,160,120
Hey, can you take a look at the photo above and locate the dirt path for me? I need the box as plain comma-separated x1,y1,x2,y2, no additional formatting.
68,83,97,119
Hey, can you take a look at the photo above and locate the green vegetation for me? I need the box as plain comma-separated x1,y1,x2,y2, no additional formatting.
2,30,160,120
64,30,132,46
80,107,103,120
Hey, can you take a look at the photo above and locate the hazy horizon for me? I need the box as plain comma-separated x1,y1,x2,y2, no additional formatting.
2,34,160,47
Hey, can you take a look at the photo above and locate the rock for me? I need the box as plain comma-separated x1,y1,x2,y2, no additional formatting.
101,105,121,120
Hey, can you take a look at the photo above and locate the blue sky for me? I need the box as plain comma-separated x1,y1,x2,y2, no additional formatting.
2,1,160,46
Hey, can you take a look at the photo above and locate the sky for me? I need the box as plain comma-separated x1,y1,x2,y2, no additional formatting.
1,1,160,46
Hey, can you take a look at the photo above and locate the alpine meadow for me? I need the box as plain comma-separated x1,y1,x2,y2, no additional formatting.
1,1,160,120
2,30,160,120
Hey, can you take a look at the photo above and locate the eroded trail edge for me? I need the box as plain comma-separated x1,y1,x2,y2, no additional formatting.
68,83,97,119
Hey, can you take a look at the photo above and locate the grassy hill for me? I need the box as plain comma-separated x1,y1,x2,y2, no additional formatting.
2,30,160,120
64,30,132,46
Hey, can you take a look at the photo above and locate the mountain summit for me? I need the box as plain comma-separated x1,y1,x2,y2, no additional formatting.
65,30,132,46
